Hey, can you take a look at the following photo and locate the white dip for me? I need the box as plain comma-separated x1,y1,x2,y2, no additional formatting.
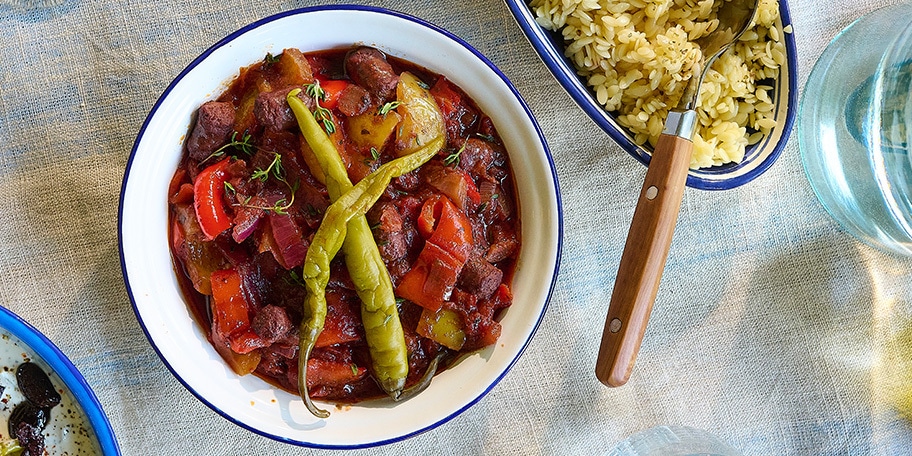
0,332,102,454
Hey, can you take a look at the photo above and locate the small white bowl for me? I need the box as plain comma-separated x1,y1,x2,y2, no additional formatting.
0,307,120,454
119,5,562,449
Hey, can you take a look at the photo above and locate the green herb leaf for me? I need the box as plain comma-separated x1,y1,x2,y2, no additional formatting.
249,152,286,183
235,179,299,215
272,198,288,215
304,80,327,102
285,270,307,287
203,131,255,164
377,101,401,116
315,107,336,134
444,140,468,166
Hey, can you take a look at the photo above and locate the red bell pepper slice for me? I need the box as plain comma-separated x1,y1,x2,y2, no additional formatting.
416,194,473,258
315,78,349,110
397,242,464,311
416,195,441,239
430,77,479,144
209,269,267,355
306,358,367,392
428,198,473,263
210,269,250,338
456,168,481,208
315,291,363,348
193,158,233,240
397,195,474,311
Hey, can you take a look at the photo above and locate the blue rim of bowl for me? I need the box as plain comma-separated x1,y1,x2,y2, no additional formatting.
503,0,799,190
0,306,120,454
118,4,563,449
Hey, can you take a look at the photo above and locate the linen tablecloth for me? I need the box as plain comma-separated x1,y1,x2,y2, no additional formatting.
1,0,911,454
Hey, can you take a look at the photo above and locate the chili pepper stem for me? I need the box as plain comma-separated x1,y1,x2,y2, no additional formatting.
394,350,448,402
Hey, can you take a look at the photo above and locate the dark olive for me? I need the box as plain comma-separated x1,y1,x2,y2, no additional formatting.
8,401,48,437
16,362,60,408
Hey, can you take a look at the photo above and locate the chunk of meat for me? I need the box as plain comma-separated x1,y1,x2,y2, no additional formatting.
485,223,519,263
367,202,412,262
254,88,315,132
251,305,292,343
457,138,497,179
171,203,227,295
457,255,503,299
187,101,235,161
336,84,373,117
345,47,399,101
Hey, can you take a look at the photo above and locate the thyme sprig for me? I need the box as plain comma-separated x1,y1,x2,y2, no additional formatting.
285,270,307,287
250,152,286,183
202,131,255,164
377,101,401,116
443,140,468,166
228,152,299,215
476,133,496,142
234,180,299,215
304,80,337,134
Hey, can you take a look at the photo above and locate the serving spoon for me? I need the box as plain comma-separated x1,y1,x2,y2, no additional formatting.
595,0,760,387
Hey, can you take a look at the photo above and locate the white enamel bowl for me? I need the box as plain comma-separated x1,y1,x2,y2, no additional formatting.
119,5,562,449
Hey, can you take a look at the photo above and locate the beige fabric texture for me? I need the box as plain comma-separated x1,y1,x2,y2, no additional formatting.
1,0,910,454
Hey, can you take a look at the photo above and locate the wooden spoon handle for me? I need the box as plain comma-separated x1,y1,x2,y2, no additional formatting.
595,132,693,387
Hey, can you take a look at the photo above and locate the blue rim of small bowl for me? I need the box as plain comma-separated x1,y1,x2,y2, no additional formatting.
119,4,563,449
0,306,120,454
503,0,799,190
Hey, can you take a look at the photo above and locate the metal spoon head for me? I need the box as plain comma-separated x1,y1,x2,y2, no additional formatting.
679,0,760,110
698,0,760,57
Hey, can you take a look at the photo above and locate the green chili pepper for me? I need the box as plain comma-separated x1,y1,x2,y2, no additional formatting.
297,163,397,418
288,89,410,399
291,107,445,417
